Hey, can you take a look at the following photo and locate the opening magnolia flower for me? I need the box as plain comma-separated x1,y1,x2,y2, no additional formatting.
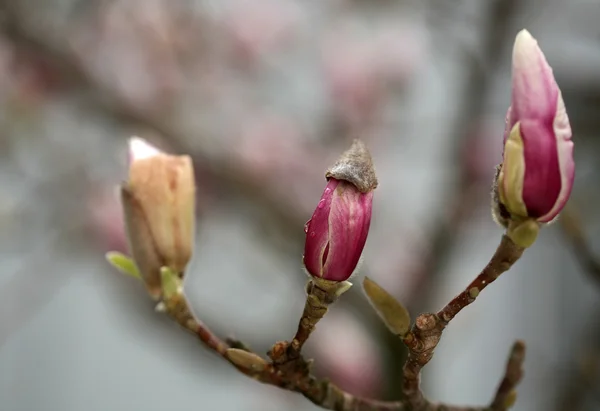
498,29,574,224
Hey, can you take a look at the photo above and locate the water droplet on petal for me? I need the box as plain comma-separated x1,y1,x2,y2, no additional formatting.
317,199,326,209
309,231,316,237
304,219,311,233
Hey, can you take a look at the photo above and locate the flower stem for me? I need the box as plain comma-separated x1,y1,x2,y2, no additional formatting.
270,278,351,364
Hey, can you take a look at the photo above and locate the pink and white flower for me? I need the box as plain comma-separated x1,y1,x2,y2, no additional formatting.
498,29,574,223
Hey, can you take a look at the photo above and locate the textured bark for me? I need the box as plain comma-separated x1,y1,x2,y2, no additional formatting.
158,235,526,411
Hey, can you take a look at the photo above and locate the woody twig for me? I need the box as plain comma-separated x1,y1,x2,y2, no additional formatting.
270,139,377,364
107,24,578,408
269,278,352,364
101,5,572,409
399,235,526,410
153,235,526,411
106,138,530,411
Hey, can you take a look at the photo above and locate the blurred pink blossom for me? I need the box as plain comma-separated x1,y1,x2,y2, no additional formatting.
235,113,329,211
322,22,425,130
369,25,425,83
462,121,500,184
367,228,427,305
0,39,64,106
237,113,314,177
72,0,192,112
87,184,128,254
312,310,383,398
323,39,383,129
224,0,304,65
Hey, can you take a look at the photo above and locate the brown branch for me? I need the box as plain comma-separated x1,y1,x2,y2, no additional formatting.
489,341,526,411
437,235,525,324
410,0,521,302
163,281,406,410
389,0,521,392
270,278,352,364
0,2,533,409
399,235,525,410
154,234,526,411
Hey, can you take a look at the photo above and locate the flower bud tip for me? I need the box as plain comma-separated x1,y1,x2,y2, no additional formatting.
326,139,378,193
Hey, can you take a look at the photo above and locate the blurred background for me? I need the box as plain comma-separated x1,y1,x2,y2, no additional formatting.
0,0,599,410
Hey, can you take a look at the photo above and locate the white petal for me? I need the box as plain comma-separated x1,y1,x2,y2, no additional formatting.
129,137,161,161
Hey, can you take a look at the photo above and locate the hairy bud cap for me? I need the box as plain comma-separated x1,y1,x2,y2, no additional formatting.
121,137,195,298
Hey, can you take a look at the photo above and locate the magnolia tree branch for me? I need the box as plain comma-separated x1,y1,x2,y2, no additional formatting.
400,235,525,410
0,2,536,409
153,234,526,411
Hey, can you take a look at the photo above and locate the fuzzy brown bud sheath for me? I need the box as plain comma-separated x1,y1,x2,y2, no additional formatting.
121,138,195,299
272,140,377,364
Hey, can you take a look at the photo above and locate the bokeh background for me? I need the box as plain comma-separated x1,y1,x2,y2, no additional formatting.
0,0,599,410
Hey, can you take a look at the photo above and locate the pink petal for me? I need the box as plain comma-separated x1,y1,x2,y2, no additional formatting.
303,179,338,277
520,119,561,218
511,30,558,125
507,30,575,222
537,92,575,222
323,183,373,281
502,107,514,146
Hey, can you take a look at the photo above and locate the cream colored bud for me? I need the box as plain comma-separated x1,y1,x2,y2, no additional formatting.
122,137,195,299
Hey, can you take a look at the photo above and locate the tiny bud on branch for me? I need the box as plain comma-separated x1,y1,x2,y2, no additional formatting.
226,349,268,372
363,277,411,337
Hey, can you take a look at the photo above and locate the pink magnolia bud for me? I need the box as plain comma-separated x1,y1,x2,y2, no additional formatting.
497,30,574,223
303,140,377,282
121,137,195,298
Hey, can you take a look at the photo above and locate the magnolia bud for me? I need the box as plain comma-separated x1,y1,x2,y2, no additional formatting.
494,30,574,232
122,137,195,299
303,140,377,282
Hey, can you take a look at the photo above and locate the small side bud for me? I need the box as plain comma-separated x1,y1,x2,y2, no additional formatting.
160,266,182,300
309,277,353,298
362,277,411,337
226,348,268,372
105,251,142,279
333,280,353,296
506,219,540,248
504,391,518,409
